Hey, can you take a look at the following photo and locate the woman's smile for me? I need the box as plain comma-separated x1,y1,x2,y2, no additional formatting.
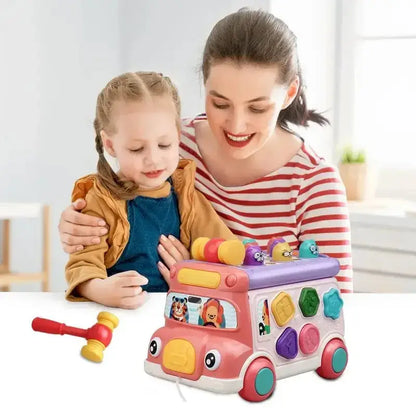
224,129,255,147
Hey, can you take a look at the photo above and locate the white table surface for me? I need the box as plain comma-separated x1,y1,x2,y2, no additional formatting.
1,292,415,415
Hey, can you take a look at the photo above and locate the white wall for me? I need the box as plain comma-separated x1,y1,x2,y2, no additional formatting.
0,0,121,291
119,0,269,117
0,0,336,293
270,0,338,162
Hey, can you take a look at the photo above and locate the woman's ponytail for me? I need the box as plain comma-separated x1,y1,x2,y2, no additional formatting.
278,76,329,128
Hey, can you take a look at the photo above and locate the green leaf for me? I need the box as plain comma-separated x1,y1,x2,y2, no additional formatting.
340,145,366,164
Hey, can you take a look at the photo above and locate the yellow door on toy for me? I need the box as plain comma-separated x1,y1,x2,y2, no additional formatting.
163,339,196,374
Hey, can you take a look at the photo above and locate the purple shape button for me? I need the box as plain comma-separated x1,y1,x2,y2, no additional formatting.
276,327,298,359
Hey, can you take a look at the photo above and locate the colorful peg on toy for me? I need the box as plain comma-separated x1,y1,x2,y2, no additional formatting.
267,237,284,256
191,237,245,266
242,238,258,247
299,239,319,258
242,238,265,265
32,311,119,363
267,237,293,262
243,244,265,266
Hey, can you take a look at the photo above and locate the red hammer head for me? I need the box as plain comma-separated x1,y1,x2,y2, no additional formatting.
82,312,119,362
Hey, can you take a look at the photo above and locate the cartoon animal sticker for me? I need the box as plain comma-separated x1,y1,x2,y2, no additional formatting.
199,298,224,328
170,296,189,322
259,299,271,336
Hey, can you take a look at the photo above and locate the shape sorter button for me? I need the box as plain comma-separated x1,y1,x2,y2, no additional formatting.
276,327,298,359
299,324,320,354
299,287,320,317
323,288,344,319
271,292,295,327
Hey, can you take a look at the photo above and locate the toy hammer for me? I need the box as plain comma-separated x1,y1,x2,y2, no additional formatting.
32,311,119,363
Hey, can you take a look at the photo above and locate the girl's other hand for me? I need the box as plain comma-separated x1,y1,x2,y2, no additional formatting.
78,271,148,310
157,235,190,283
59,198,108,254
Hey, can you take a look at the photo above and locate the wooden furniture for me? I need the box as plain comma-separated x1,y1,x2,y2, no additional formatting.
0,203,50,291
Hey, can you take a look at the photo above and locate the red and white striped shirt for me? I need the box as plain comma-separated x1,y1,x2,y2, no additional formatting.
179,115,353,293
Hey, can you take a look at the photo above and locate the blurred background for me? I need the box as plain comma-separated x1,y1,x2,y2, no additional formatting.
0,0,415,293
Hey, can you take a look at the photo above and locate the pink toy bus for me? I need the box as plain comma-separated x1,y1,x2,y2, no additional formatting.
144,252,347,402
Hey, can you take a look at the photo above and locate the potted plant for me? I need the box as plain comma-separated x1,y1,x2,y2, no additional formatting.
338,146,367,200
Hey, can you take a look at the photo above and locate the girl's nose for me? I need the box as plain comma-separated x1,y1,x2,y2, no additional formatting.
144,147,161,166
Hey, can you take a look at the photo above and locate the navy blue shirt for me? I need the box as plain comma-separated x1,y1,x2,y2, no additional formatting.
106,184,180,292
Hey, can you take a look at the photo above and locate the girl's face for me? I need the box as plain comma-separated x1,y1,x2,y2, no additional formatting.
205,61,298,160
102,96,179,190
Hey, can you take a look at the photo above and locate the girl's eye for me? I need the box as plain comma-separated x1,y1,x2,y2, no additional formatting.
212,101,229,109
249,107,267,114
129,147,144,153
159,144,172,149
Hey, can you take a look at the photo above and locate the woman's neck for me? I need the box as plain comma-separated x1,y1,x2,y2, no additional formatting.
195,121,303,187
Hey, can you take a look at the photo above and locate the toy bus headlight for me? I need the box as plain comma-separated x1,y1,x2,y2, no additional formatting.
204,350,221,371
149,337,162,357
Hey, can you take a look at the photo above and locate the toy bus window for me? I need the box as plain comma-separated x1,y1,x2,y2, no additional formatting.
164,292,237,329
257,299,271,336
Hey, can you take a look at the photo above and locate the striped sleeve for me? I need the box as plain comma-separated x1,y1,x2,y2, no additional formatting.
296,162,353,293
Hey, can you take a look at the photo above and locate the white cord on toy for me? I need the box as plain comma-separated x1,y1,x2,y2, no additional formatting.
176,377,187,402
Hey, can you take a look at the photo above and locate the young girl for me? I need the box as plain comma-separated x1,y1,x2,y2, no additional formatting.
65,71,234,309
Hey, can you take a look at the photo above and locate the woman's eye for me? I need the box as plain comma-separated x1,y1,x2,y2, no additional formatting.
212,101,229,109
129,147,144,153
249,107,267,114
159,144,172,149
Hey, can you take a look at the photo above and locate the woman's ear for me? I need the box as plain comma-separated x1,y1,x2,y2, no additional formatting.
101,130,116,157
282,76,300,109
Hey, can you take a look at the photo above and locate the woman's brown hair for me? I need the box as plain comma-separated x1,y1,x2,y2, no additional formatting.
94,71,181,200
202,8,329,128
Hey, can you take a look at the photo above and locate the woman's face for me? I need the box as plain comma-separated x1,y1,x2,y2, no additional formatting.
204,61,297,160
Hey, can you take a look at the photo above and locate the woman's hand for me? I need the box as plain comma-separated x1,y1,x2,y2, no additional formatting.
77,271,148,309
157,235,190,283
59,198,108,254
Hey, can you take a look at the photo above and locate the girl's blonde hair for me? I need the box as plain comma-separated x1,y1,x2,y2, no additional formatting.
94,71,181,200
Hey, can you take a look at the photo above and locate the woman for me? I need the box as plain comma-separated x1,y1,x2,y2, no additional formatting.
59,9,352,293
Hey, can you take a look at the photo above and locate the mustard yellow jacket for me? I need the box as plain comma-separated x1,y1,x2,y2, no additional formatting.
65,159,234,300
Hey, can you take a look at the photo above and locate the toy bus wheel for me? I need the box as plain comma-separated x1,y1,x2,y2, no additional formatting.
239,357,276,402
316,338,348,379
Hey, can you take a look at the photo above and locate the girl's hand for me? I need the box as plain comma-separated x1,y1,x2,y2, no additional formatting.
78,271,148,309
157,235,190,283
59,198,108,254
